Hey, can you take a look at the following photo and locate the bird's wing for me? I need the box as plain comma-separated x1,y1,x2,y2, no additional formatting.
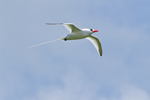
63,23,81,33
46,23,81,33
86,36,102,56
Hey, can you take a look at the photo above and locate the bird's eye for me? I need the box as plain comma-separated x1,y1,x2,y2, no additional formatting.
90,29,93,31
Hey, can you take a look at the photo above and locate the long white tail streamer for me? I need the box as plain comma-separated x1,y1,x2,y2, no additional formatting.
27,38,64,49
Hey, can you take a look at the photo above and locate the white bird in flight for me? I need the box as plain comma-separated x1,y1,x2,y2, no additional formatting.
28,23,102,56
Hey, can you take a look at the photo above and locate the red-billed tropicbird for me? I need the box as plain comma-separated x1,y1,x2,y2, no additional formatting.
27,23,102,56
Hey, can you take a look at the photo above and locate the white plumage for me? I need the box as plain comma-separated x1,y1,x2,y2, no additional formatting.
28,23,102,56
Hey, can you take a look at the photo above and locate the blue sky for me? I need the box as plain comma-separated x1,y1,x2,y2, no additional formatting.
1,0,150,100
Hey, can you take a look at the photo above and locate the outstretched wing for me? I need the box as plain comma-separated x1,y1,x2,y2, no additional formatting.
86,36,102,56
63,23,81,33
46,23,81,33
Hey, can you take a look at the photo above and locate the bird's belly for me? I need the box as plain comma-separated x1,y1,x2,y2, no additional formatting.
66,34,86,40
66,32,90,40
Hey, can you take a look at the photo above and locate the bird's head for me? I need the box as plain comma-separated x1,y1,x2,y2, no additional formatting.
90,29,99,33
82,28,99,34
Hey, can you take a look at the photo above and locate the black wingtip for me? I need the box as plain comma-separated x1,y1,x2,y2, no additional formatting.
100,52,102,56
99,51,102,56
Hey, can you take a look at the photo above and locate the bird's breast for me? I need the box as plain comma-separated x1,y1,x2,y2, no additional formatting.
66,31,92,40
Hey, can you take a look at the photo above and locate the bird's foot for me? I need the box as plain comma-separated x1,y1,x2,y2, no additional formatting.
64,38,67,41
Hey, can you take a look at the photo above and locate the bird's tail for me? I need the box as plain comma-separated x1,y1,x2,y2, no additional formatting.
26,37,65,49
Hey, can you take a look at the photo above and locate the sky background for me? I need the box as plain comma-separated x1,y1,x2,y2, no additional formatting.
1,0,150,100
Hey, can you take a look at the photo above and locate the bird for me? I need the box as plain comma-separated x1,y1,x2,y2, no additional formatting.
27,23,102,56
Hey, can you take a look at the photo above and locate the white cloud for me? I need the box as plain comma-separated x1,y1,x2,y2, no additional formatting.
119,85,150,100
28,66,101,100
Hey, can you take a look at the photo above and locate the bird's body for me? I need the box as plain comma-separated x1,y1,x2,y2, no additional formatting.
28,23,102,56
64,29,93,40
